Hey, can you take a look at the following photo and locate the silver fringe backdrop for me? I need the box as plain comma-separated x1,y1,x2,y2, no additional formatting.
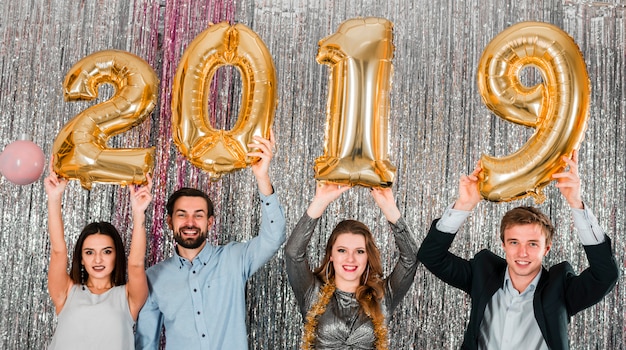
0,0,624,349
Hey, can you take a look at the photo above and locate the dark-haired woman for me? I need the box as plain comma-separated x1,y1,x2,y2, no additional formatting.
285,184,419,349
44,170,152,350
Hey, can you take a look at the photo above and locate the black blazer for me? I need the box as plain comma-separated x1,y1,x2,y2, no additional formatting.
417,219,619,350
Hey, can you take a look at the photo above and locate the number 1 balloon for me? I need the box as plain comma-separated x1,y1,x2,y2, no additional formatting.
314,17,396,188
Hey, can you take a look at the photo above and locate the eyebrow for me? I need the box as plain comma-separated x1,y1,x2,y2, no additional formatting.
506,238,540,243
83,246,114,251
335,245,366,250
175,209,206,214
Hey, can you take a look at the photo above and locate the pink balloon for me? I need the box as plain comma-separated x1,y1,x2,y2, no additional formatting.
0,140,46,185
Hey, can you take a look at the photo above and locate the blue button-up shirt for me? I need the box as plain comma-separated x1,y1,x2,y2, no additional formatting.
135,192,286,350
478,269,548,349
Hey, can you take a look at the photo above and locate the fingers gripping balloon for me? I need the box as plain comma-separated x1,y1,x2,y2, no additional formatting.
171,22,277,180
52,50,158,190
314,17,396,188
476,21,590,203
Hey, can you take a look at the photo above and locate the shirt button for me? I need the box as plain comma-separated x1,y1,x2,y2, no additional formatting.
197,311,201,315
193,289,197,292
202,334,206,337
271,220,274,223
193,271,196,274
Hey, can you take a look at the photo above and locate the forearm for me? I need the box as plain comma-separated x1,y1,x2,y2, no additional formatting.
417,220,473,292
255,173,274,196
47,197,67,256
257,191,286,244
285,213,318,261
381,204,401,224
571,205,606,245
390,217,419,267
285,213,318,305
435,203,471,233
385,217,419,310
127,210,147,269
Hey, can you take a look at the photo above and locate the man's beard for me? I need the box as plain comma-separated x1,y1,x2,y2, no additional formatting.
174,227,207,249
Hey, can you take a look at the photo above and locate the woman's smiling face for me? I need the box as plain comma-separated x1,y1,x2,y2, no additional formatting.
330,232,368,293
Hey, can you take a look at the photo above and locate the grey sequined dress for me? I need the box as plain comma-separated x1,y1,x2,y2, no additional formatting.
285,213,419,349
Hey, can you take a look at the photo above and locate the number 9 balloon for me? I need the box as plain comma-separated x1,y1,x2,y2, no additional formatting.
53,50,158,190
476,21,590,203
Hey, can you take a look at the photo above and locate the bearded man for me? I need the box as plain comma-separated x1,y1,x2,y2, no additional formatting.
135,133,286,350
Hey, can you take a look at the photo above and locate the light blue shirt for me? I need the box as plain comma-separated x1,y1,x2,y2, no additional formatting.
135,192,286,350
478,269,548,350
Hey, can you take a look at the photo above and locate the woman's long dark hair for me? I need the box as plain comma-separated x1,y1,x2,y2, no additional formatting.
69,222,127,286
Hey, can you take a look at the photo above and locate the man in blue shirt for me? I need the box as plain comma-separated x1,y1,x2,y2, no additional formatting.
135,133,286,349
418,151,618,350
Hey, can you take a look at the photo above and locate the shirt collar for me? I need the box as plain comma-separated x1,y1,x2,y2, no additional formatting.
174,240,212,267
503,267,542,297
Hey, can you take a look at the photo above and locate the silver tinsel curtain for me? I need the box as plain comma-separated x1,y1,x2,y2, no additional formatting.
0,0,624,349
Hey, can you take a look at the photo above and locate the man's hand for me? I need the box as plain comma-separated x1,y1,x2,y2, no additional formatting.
453,161,483,211
247,129,276,196
552,150,583,209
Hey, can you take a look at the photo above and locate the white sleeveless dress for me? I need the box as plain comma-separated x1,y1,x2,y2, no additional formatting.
48,284,134,350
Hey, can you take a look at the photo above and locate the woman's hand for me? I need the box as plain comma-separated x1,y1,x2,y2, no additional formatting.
371,187,401,224
306,182,351,219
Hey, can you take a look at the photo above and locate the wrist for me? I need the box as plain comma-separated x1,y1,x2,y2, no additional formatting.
385,210,401,224
568,199,584,209
453,199,477,211
307,200,329,219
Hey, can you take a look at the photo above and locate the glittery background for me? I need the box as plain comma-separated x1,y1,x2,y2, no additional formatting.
0,0,624,349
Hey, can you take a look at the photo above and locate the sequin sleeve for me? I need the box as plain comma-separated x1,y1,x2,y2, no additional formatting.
285,212,319,315
384,216,420,312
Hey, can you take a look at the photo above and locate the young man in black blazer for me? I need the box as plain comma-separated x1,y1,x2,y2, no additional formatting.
418,151,618,350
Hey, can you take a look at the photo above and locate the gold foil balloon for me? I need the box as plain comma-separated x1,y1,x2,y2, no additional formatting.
476,21,590,203
53,50,158,190
171,22,277,180
314,17,396,188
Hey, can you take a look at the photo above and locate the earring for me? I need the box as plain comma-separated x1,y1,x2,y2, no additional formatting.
81,265,86,284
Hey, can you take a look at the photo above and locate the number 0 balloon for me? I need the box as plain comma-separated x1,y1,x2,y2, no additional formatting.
171,22,277,180
476,22,590,203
